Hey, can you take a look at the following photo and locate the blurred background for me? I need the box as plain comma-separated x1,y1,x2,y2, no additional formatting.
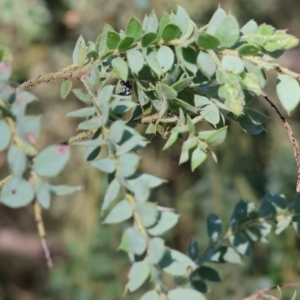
1,0,300,299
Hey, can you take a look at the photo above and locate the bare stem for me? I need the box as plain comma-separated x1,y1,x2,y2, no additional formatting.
261,92,300,192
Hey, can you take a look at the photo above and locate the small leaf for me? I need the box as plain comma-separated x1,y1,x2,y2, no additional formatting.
172,77,193,92
127,49,144,74
197,266,221,282
112,57,128,81
119,226,147,255
72,89,92,103
0,120,11,151
77,118,101,130
197,51,217,78
72,35,86,65
175,6,190,37
60,80,73,99
241,20,257,35
176,47,197,74
237,44,260,56
1,178,34,208
197,32,220,49
148,237,165,264
91,157,115,173
168,288,206,300
161,23,182,41
206,126,227,146
191,147,207,171
35,181,51,209
109,120,125,144
143,48,162,77
188,239,199,260
207,213,222,242
214,15,240,47
140,290,161,300
143,10,159,33
148,211,179,236
141,32,157,47
126,17,143,41
206,246,242,264
118,37,135,51
126,258,150,292
33,145,70,177
118,153,140,177
102,178,122,211
222,55,244,75
103,199,133,224
106,31,121,50
157,46,174,73
276,74,300,113
229,234,251,255
66,107,96,118
206,7,227,35
49,185,82,196
135,202,158,227
8,145,27,177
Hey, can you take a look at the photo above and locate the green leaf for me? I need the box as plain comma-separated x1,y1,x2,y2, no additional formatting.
207,246,242,264
160,250,197,276
207,213,222,242
241,20,257,35
49,185,82,196
197,32,220,49
77,118,101,130
143,48,162,77
72,89,92,103
118,153,140,177
148,211,179,236
157,46,174,73
118,37,135,51
0,178,34,208
197,51,217,78
16,116,41,144
222,55,244,75
176,47,197,74
106,31,121,50
148,237,165,264
243,60,267,88
8,145,27,177
275,219,290,235
168,288,206,300
276,74,300,113
158,83,177,99
206,126,227,146
91,157,115,173
214,15,240,47
33,145,70,177
127,49,144,74
197,266,221,282
103,199,133,224
140,290,161,300
102,178,122,211
66,107,96,118
141,32,157,47
172,77,193,92
241,73,262,95
109,120,125,144
229,234,251,255
126,17,143,41
116,136,144,156
60,80,73,99
127,173,165,189
237,44,260,56
35,181,51,209
126,258,150,292
0,120,11,151
119,226,147,255
161,23,181,41
144,10,158,33
72,35,86,65
112,57,128,81
191,147,207,171
175,6,190,37
157,13,171,38
207,7,227,35
135,202,158,227
194,95,220,125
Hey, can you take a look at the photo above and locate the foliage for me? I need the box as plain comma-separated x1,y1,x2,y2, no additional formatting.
0,5,300,299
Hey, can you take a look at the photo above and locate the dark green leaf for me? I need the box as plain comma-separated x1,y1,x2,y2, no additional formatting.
207,213,222,242
176,47,198,74
125,17,143,41
197,32,220,49
198,266,221,282
141,32,157,47
161,23,181,42
106,31,121,50
237,44,260,56
188,239,199,260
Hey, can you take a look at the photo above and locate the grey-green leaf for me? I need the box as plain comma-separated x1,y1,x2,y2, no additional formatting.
148,211,179,236
135,201,158,227
33,145,70,177
112,57,128,81
119,226,147,255
157,46,174,73
168,288,206,300
0,120,11,151
103,199,133,224
126,258,150,292
1,178,34,208
8,145,27,177
91,157,115,173
148,237,165,264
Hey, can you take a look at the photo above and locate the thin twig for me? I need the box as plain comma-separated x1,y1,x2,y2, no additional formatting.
33,201,53,269
261,92,300,192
